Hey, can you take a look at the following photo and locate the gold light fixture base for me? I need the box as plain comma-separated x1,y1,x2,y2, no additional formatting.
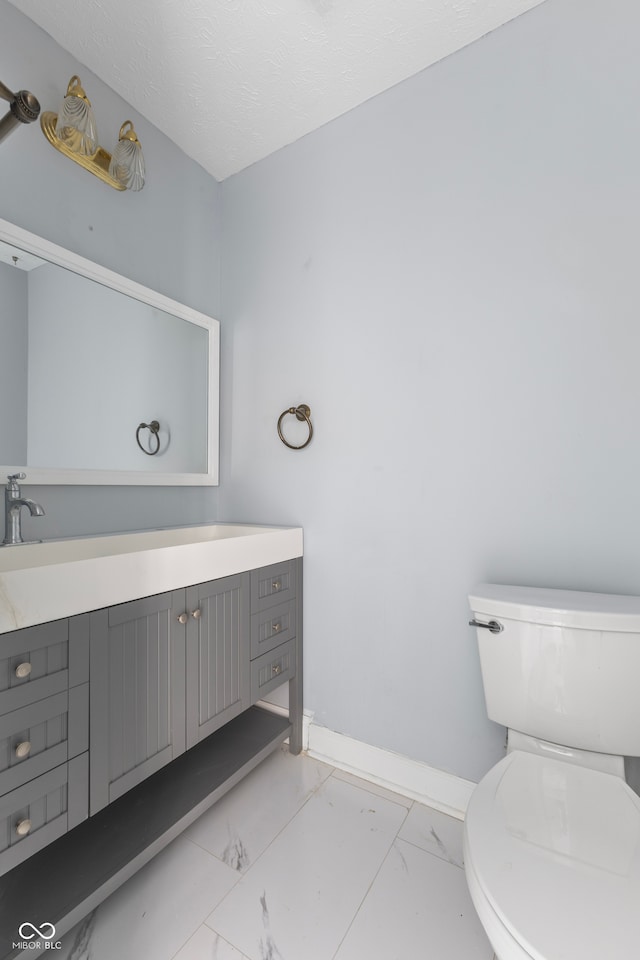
40,111,126,191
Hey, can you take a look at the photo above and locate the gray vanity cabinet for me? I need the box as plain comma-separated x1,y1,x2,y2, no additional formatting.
0,557,302,957
89,590,187,815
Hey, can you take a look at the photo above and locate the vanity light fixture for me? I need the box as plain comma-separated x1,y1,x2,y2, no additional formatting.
40,76,145,192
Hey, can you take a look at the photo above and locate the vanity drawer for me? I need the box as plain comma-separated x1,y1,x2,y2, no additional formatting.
250,599,296,660
0,620,69,716
0,616,89,719
0,754,88,877
251,561,297,613
0,758,85,877
0,684,88,798
250,638,296,703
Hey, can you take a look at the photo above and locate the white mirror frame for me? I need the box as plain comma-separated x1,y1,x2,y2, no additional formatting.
0,217,219,486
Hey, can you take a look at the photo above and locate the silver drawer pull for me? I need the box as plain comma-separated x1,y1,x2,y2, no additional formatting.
271,663,282,677
15,741,31,760
15,662,32,679
271,621,282,634
177,613,188,625
272,580,281,592
191,608,202,620
468,618,504,634
16,818,31,838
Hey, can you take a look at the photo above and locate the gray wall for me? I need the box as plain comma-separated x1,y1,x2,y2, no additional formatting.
219,0,640,782
0,1,220,538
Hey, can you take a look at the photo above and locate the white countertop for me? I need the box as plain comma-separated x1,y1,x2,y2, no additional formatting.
0,523,303,634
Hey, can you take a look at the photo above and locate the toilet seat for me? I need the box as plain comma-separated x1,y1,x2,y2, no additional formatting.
463,750,640,960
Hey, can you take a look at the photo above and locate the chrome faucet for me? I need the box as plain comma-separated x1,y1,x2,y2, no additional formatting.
2,473,45,546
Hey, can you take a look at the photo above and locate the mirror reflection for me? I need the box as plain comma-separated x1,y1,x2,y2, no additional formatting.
0,225,218,485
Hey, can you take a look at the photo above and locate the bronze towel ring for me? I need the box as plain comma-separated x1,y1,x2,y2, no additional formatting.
277,405,313,450
136,420,160,456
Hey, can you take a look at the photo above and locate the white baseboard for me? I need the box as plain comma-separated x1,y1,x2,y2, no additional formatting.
257,699,290,719
305,719,476,820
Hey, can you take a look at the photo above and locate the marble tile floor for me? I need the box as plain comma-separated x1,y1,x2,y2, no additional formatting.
56,746,495,960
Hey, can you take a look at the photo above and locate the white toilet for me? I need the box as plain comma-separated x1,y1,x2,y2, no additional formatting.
465,583,640,960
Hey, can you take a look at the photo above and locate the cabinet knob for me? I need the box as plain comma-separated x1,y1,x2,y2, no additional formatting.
177,613,188,625
271,621,281,634
271,663,282,677
16,818,31,838
191,609,202,620
15,662,32,680
272,581,281,592
15,741,31,760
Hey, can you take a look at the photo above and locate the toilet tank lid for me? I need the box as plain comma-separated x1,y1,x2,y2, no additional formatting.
469,583,640,632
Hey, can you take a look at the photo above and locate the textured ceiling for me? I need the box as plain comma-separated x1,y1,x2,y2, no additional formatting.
10,0,546,181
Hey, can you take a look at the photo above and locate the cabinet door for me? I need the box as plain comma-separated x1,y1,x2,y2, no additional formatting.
185,574,250,748
89,590,186,814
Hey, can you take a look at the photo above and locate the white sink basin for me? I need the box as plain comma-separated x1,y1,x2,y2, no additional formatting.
0,522,303,634
0,523,292,571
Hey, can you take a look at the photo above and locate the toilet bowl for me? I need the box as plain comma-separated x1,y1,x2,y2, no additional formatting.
464,749,640,960
466,584,640,960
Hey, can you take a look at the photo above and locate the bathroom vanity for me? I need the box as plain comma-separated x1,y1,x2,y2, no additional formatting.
0,219,296,957
0,523,303,959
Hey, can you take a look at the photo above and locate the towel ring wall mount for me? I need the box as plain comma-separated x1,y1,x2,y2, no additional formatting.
277,404,313,450
136,420,161,456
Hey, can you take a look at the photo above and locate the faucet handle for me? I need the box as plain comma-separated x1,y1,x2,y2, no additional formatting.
7,473,26,493
7,473,26,488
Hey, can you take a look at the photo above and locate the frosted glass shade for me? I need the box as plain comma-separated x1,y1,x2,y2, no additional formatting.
55,76,98,157
108,121,145,192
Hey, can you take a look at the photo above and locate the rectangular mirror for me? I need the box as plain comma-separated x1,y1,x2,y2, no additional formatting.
0,218,219,485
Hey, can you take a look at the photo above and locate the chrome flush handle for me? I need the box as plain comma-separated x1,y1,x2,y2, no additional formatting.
468,618,504,634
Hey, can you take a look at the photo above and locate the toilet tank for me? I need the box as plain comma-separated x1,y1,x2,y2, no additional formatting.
469,584,640,756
